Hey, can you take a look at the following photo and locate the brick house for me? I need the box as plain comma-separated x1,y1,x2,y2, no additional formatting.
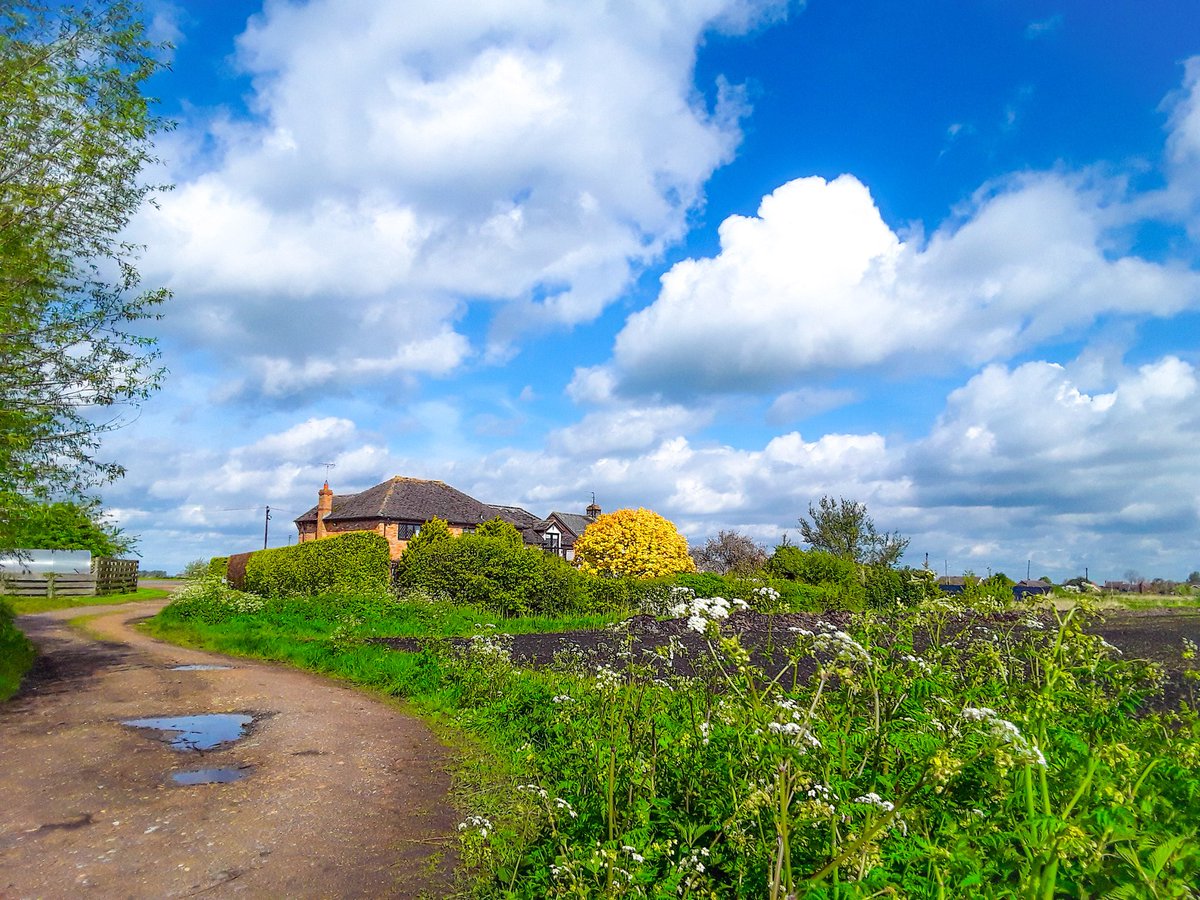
293,476,600,561
295,477,541,559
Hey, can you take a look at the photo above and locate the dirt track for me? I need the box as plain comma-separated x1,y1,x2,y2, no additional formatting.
0,601,457,898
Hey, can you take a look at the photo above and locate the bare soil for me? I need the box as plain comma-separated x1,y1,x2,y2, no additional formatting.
374,606,1200,707
0,600,458,898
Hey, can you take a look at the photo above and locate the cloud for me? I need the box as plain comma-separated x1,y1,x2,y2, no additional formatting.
766,387,859,424
106,347,1200,580
1024,14,1063,40
135,0,794,398
595,171,1199,398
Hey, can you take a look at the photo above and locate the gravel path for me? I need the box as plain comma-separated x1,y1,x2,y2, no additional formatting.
0,600,457,898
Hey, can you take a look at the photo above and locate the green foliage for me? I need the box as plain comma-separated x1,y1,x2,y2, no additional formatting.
768,545,859,588
205,556,229,579
0,499,131,556
476,517,524,548
797,495,909,567
988,571,1016,589
6,585,167,615
396,533,586,617
149,591,1200,897
0,597,35,700
244,531,390,599
0,2,171,521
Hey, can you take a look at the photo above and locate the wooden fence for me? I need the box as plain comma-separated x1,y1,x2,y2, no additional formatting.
93,557,138,596
0,558,139,598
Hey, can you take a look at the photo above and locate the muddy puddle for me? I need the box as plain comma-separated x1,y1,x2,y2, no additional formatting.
170,664,231,671
123,713,253,751
171,767,251,786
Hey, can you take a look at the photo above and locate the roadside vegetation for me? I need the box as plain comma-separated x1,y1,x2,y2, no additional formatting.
4,586,170,616
148,501,1200,897
0,599,36,700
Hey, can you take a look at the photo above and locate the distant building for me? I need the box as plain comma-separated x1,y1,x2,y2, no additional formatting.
294,477,602,561
1013,579,1053,600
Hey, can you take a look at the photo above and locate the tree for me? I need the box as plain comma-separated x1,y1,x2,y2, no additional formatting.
574,508,695,579
1187,571,1200,587
692,529,768,575
476,517,524,548
797,496,909,568
3,499,131,556
1,2,170,546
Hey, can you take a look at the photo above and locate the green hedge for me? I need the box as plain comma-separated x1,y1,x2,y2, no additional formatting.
0,599,35,701
208,555,229,579
244,531,390,598
396,534,587,617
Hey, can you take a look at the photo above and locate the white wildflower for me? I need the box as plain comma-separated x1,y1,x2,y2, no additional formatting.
853,792,895,813
457,815,492,838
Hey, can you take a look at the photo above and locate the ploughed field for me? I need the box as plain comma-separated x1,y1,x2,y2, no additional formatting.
372,606,1200,709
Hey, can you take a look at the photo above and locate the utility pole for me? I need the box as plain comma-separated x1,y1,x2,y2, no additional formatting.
263,505,272,550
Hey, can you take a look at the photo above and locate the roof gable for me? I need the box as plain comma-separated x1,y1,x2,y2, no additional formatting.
294,476,497,527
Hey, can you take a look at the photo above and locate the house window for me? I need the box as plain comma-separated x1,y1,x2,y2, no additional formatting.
397,523,421,539
461,525,475,534
544,532,560,554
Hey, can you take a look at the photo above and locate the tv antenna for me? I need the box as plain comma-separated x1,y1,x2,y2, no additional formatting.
322,462,336,480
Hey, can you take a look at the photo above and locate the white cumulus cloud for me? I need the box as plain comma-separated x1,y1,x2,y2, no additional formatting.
135,0,794,397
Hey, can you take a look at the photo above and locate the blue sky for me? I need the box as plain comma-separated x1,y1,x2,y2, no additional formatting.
102,0,1200,579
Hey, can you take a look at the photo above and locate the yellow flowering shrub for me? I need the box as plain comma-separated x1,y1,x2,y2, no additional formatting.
573,508,695,579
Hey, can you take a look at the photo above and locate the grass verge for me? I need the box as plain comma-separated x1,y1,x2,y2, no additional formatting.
0,599,36,701
145,582,1200,897
5,587,171,615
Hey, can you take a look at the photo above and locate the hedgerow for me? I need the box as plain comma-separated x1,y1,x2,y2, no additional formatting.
244,531,390,598
0,598,35,701
395,533,587,617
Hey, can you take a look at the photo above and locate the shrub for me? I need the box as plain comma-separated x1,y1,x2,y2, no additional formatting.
243,531,390,598
767,545,857,585
582,574,674,614
574,508,694,579
0,598,35,701
475,517,524,548
162,574,265,623
396,534,587,617
206,556,229,579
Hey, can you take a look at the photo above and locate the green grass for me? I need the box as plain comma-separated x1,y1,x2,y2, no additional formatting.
5,586,171,615
1106,594,1200,610
0,599,36,701
144,581,1200,897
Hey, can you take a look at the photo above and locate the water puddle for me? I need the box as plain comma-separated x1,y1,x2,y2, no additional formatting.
123,714,253,751
170,664,231,671
171,767,251,786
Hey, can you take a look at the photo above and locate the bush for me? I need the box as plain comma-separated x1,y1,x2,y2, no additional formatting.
767,545,857,585
574,508,694,579
396,534,588,617
162,574,265,623
206,556,229,579
0,598,35,700
582,574,674,614
475,517,524,548
243,531,390,598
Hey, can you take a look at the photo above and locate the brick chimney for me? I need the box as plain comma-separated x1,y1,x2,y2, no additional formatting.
586,498,601,519
316,481,334,539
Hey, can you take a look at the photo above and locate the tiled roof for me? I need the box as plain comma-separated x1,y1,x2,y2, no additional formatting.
486,505,541,529
294,477,498,527
551,512,596,537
